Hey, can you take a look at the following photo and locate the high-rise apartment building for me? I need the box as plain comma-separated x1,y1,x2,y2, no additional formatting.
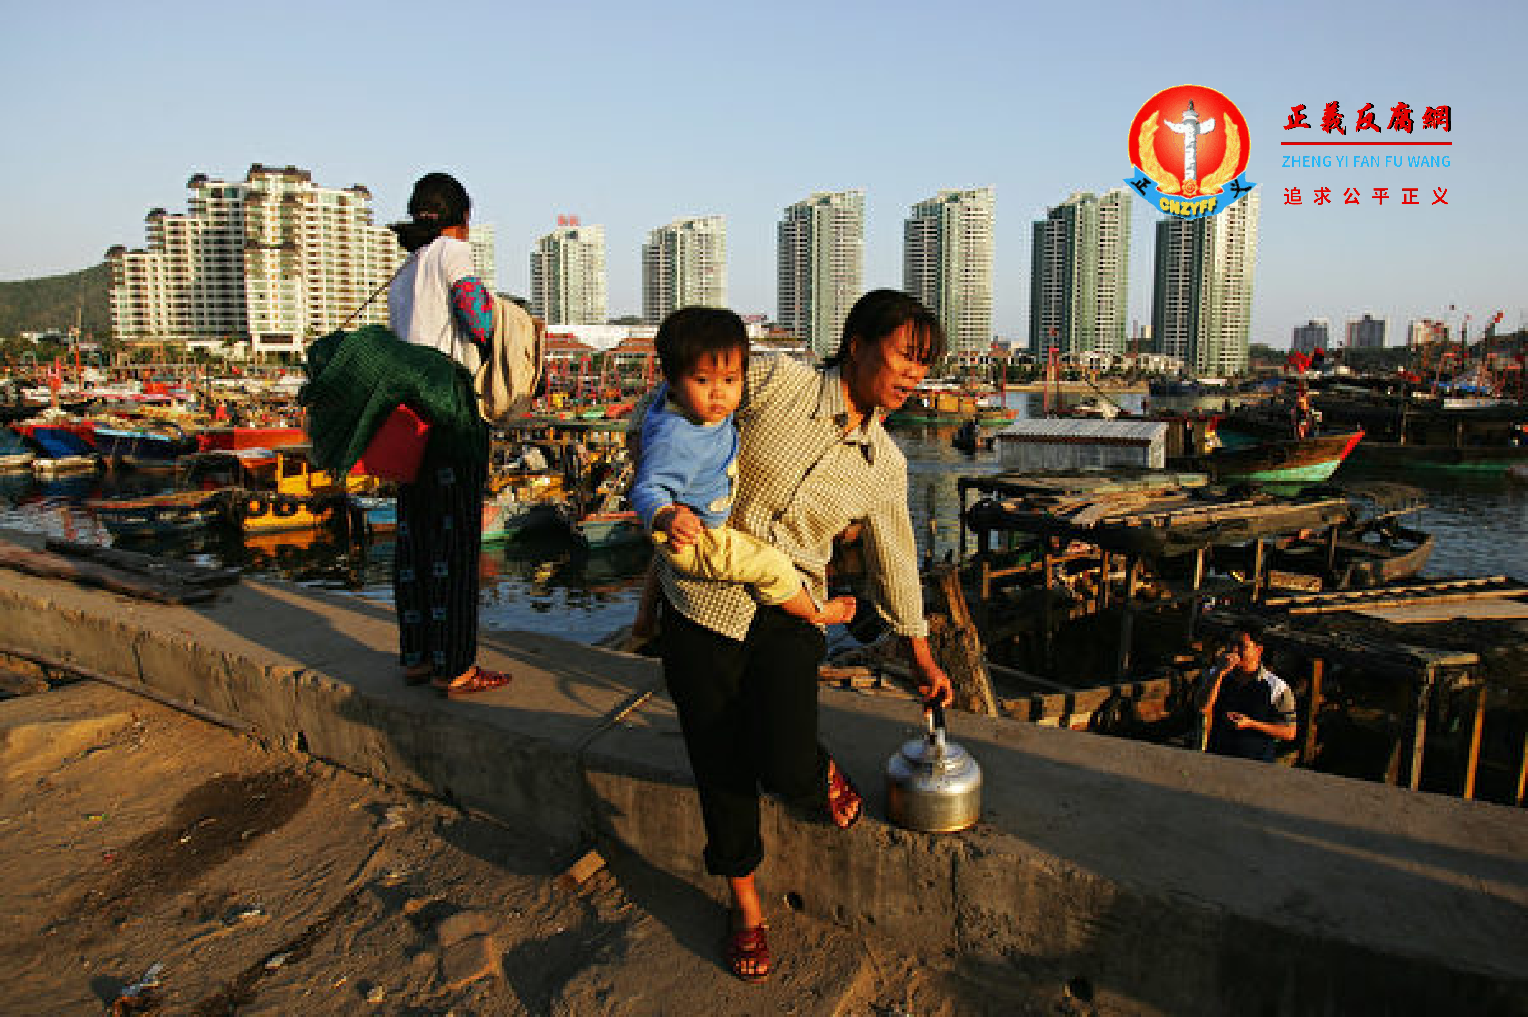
642,216,726,325
1150,190,1260,376
1291,319,1331,353
903,188,995,357
531,218,608,325
1346,313,1387,349
778,190,864,359
1029,189,1131,359
107,164,496,357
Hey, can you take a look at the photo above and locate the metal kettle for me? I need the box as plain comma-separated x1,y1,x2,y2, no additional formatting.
885,701,982,833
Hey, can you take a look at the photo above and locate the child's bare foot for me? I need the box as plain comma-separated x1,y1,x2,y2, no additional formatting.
816,595,857,626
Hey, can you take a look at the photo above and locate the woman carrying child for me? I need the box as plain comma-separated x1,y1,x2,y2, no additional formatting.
635,292,953,982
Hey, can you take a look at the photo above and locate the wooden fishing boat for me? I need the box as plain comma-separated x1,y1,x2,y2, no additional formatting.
87,490,224,539
0,428,35,472
951,419,995,454
23,426,102,475
886,384,1015,425
195,425,307,452
571,509,645,549
482,487,565,544
88,423,200,470
1187,430,1365,485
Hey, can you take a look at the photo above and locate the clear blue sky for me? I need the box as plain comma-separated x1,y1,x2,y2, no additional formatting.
2,0,1522,347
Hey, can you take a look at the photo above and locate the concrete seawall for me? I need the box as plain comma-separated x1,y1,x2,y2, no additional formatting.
0,549,1524,1016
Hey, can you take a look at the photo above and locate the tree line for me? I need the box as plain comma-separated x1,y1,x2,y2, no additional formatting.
0,262,111,338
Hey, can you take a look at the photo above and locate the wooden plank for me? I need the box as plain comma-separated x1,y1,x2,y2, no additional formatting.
1409,678,1432,792
1463,682,1487,801
1515,728,1528,808
1026,675,1183,727
46,539,241,587
1300,659,1324,767
0,539,214,605
1116,557,1140,679
1265,575,1513,607
1251,538,1265,604
1289,588,1528,614
1348,600,1528,624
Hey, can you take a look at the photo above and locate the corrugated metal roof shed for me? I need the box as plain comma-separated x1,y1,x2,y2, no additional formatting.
994,418,1168,444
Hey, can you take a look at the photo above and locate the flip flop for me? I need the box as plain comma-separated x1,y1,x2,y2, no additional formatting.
826,756,862,830
724,913,771,983
435,665,512,699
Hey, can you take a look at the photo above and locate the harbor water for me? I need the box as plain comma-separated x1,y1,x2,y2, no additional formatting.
1,391,1523,644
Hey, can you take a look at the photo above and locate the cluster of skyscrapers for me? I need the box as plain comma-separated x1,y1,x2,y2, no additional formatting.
1291,314,1390,353
528,187,997,360
1031,187,1262,376
107,166,1267,373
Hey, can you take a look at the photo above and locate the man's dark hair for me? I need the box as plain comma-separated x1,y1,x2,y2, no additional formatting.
824,289,947,369
390,172,471,253
654,307,748,379
1232,620,1267,647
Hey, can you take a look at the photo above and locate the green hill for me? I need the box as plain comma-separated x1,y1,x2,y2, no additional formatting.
0,263,111,338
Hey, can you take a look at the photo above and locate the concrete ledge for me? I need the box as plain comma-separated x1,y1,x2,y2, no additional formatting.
0,560,1524,1016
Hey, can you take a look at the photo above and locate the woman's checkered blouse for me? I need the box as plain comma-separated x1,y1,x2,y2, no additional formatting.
635,354,928,643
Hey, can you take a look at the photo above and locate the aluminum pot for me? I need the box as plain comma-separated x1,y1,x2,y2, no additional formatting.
885,701,982,833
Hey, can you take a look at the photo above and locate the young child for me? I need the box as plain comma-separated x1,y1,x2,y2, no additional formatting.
628,307,856,631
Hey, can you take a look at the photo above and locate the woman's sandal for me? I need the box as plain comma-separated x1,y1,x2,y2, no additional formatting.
826,756,862,830
724,914,771,983
435,665,512,699
403,665,434,686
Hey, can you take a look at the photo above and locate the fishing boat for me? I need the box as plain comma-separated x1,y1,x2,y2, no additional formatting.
0,428,36,472
196,425,307,452
1300,388,1528,474
24,426,102,475
481,486,565,544
885,383,1015,425
87,490,224,540
183,447,369,536
1189,430,1365,485
571,509,646,549
88,423,200,471
951,418,994,454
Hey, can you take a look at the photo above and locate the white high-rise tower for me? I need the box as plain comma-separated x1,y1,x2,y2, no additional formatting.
903,188,995,357
1151,191,1260,376
642,216,727,325
531,217,607,325
778,190,864,359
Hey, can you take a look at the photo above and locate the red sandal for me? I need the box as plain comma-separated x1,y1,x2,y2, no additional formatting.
724,917,771,983
435,665,512,699
826,756,862,829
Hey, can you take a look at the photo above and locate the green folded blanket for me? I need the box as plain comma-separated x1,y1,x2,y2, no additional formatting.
301,325,487,476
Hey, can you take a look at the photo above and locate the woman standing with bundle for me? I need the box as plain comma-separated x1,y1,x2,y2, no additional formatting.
387,172,507,698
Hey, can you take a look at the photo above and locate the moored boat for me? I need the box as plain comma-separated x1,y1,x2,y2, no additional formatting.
87,490,224,539
1191,430,1365,485
0,428,36,472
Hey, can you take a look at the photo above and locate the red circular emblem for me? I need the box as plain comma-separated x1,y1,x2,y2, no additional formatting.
1128,85,1250,196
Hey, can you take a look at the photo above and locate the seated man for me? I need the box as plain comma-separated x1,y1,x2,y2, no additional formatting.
1198,624,1297,762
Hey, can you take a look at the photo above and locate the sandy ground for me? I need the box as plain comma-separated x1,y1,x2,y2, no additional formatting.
0,672,1090,1017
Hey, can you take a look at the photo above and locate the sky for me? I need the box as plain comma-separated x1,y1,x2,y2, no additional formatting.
2,0,1523,348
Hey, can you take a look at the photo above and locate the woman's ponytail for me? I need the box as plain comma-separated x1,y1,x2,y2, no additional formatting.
390,172,471,253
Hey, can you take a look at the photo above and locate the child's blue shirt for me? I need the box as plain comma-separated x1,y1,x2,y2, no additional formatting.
629,382,739,530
